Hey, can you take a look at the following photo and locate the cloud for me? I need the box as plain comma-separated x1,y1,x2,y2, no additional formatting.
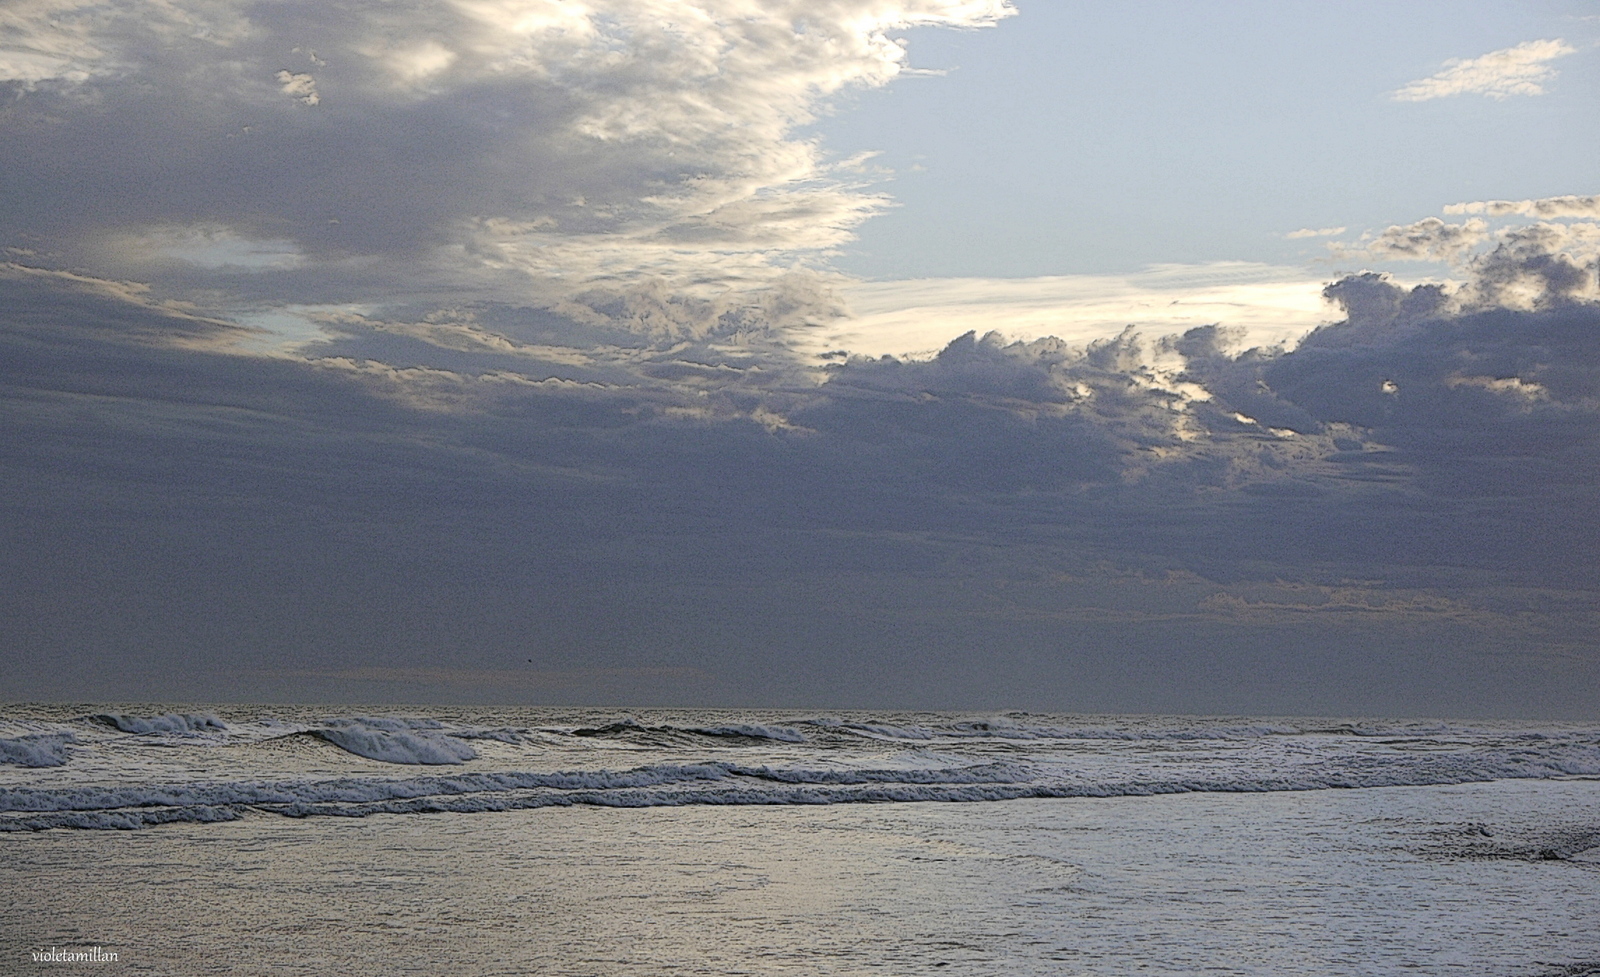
1445,195,1600,219
1390,39,1576,102
96,225,306,272
5,0,1600,712
0,0,112,86
0,0,1013,343
1464,221,1600,309
1332,217,1490,266
0,261,258,350
1328,205,1600,310
252,665,714,693
1285,227,1346,240
274,69,319,105
6,205,1600,712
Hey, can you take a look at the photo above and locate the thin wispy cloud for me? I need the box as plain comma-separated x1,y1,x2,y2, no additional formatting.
1391,39,1575,102
1445,194,1600,218
1285,227,1346,240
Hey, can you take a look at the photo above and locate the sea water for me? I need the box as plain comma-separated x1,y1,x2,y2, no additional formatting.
2,705,1599,975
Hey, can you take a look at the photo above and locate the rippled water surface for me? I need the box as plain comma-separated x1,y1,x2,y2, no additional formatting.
4,705,1600,975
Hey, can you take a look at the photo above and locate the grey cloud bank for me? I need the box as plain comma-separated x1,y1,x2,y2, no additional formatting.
3,1,1600,716
5,240,1600,715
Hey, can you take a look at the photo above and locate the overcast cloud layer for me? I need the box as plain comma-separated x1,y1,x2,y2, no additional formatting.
4,1,1600,717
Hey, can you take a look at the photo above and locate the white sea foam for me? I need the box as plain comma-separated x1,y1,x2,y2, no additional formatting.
0,734,76,768
93,713,227,734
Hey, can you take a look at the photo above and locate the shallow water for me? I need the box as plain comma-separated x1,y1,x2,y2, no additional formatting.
6,783,1600,975
4,706,1600,974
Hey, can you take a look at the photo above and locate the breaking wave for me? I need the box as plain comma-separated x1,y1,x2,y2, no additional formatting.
0,734,76,768
4,743,1599,831
92,713,227,735
4,708,1598,830
311,720,479,765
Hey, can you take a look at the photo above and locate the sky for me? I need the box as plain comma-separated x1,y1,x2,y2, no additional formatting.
3,0,1599,717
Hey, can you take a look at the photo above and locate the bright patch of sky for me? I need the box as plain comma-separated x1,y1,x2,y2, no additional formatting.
237,305,373,354
801,263,1337,361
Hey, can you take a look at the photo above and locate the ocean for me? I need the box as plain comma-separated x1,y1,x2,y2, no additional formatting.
3,705,1599,975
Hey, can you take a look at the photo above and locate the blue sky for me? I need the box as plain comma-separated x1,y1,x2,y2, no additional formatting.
819,1,1600,279
3,1,1600,715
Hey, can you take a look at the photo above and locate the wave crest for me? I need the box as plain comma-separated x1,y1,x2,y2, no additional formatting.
312,720,478,765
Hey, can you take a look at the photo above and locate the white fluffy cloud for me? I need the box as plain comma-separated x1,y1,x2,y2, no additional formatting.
1390,38,1576,102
